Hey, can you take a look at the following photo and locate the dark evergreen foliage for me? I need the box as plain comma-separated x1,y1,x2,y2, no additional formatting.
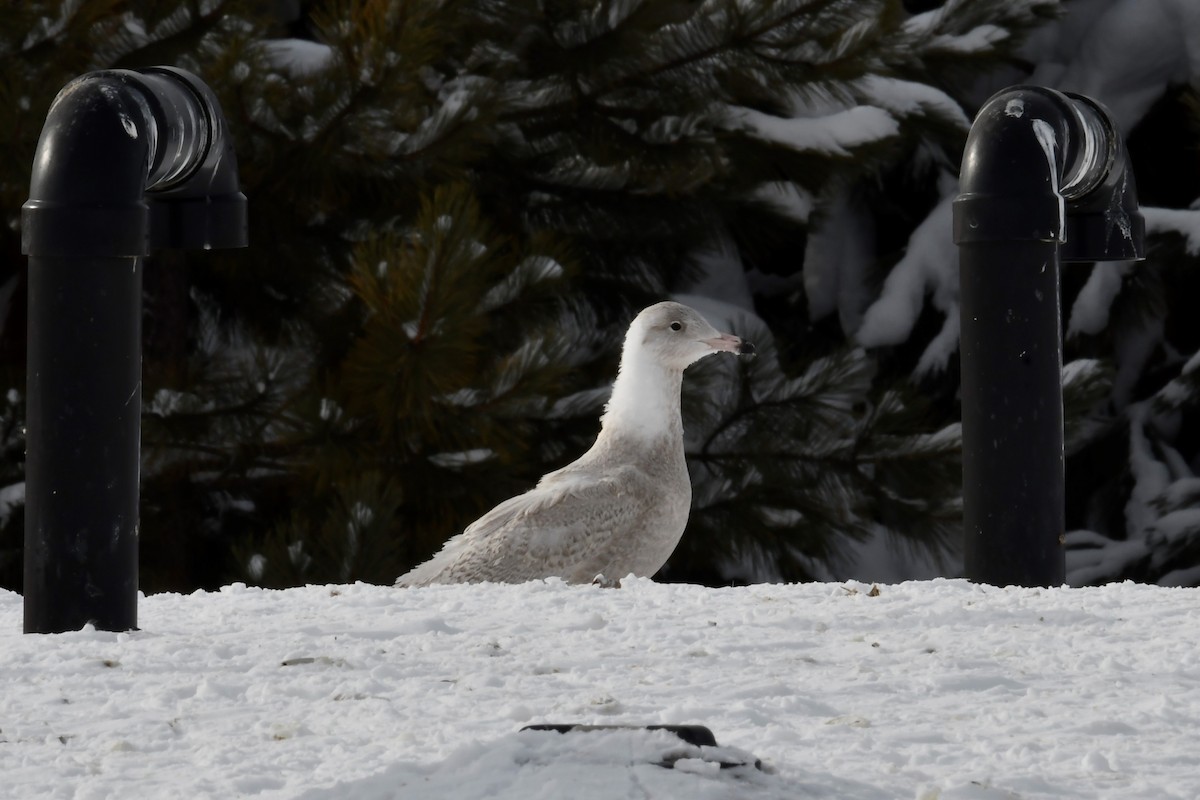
13,0,1189,592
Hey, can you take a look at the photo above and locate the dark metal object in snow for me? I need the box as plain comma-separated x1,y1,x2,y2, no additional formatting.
521,723,763,770
954,86,1144,587
21,67,247,633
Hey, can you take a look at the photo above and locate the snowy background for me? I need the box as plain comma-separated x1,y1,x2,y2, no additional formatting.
664,0,1200,584
7,0,1200,593
4,578,1198,799
6,2,1200,795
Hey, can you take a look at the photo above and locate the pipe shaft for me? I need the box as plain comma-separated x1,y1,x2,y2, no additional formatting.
22,67,244,633
25,257,142,632
959,241,1065,586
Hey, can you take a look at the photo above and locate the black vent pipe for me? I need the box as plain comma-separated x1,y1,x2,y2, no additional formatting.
21,67,247,633
954,86,1143,587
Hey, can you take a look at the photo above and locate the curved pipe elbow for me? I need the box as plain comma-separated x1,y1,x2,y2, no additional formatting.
22,67,246,257
954,85,1143,260
954,86,1085,246
138,67,249,251
137,66,243,198
23,72,158,257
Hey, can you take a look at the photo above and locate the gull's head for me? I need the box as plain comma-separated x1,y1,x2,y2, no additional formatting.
626,301,756,371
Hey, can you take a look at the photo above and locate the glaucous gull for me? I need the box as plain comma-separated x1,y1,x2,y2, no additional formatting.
396,301,754,586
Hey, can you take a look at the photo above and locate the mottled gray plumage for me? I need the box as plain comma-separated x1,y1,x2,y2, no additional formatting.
396,301,753,587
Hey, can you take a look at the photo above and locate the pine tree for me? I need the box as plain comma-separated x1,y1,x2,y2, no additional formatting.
2,0,1075,591
1063,196,1200,586
0,0,277,590
238,183,595,586
850,0,1200,586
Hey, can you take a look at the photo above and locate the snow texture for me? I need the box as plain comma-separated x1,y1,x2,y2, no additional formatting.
1125,403,1173,536
1067,395,1200,584
682,233,757,313
930,24,1010,55
854,191,960,376
0,480,23,527
726,105,899,157
1048,0,1200,133
3,579,1199,799
1066,260,1134,338
855,76,970,131
1143,205,1200,255
259,39,335,77
752,181,815,225
802,187,875,334
856,0,1200,372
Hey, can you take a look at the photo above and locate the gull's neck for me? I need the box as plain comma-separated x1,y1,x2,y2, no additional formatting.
599,347,684,444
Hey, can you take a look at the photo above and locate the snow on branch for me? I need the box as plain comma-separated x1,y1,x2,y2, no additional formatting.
1143,206,1200,256
1067,261,1134,339
855,193,958,376
854,75,970,130
927,24,1009,54
1068,207,1200,339
258,38,335,77
723,104,898,156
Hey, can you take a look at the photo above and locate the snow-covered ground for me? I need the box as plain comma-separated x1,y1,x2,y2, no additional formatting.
2,578,1198,799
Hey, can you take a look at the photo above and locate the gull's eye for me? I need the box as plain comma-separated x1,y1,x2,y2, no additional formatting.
670,321,683,331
